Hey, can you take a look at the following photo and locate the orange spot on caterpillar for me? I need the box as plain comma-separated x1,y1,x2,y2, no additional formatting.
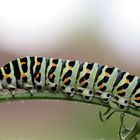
36,73,40,79
69,66,73,70
81,80,86,86
118,89,124,94
22,73,26,78
86,69,90,73
52,63,56,67
21,62,26,65
135,97,140,101
125,79,129,84
105,72,110,77
49,73,54,79
64,77,69,84
36,61,41,66
5,66,8,70
99,84,104,89
4,74,10,79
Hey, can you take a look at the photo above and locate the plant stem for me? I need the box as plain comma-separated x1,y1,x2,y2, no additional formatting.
0,91,140,118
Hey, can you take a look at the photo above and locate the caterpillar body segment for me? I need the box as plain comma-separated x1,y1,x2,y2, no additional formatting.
76,62,98,101
94,65,120,103
46,58,62,92
1,61,17,97
130,79,140,107
33,57,46,92
12,58,22,89
112,72,139,110
60,60,80,97
17,57,34,93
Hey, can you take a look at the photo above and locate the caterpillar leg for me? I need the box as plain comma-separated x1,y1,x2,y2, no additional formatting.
119,113,139,140
29,88,34,97
34,80,45,92
61,85,75,97
10,90,15,98
7,84,17,98
22,83,34,96
76,87,94,102
9,90,15,98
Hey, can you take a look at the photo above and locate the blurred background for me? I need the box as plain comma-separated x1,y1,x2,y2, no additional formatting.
0,0,140,139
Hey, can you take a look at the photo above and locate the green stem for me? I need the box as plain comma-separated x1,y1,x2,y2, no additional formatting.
0,91,140,118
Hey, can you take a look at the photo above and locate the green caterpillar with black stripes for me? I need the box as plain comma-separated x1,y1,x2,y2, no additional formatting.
0,56,140,140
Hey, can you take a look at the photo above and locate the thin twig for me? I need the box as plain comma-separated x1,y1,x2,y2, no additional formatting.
0,91,140,118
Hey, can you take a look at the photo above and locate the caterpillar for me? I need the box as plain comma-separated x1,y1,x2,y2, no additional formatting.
0,56,140,139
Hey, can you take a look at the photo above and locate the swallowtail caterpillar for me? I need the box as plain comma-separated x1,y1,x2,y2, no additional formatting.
0,56,140,140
